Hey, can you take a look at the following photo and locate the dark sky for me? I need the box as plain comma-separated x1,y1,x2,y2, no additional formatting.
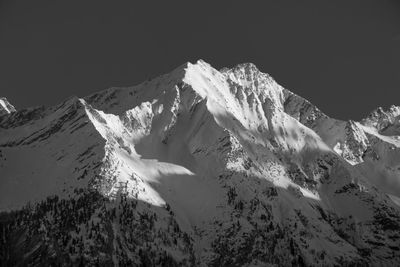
0,1,399,120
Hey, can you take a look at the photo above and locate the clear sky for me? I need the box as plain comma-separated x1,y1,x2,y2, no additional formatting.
0,0,399,120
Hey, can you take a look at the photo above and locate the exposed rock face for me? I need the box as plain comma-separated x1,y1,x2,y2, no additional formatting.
0,60,399,266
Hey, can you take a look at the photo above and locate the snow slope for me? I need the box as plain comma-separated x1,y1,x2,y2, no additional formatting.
0,60,399,266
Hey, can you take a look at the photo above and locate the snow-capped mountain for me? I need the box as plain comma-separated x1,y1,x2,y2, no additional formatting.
0,60,399,266
0,98,16,116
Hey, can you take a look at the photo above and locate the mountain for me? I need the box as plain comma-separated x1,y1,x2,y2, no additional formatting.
0,60,399,266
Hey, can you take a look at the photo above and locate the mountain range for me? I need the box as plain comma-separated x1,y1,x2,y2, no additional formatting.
1,60,399,266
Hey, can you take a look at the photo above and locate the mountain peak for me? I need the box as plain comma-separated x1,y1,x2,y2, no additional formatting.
233,62,260,72
362,104,400,130
366,105,400,118
219,62,261,76
0,97,16,115
221,62,276,87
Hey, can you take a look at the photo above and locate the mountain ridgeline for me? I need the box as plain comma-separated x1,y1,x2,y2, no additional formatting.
0,60,399,266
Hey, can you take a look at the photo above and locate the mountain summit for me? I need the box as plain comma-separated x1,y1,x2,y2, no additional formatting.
0,97,16,115
1,60,399,266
